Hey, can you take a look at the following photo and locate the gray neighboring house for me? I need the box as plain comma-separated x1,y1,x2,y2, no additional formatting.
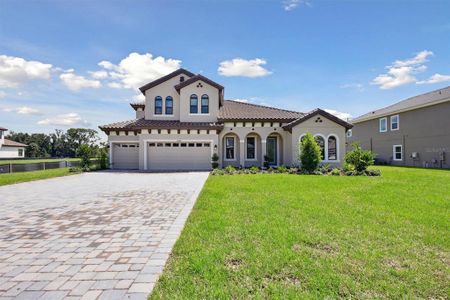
99,68,352,171
348,86,450,168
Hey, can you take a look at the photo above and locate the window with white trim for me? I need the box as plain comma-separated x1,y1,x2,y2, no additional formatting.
379,117,387,132
190,94,198,114
246,136,256,160
154,96,162,115
390,115,399,131
225,136,235,160
18,149,24,156
327,136,337,160
201,94,209,114
393,145,402,161
314,136,325,160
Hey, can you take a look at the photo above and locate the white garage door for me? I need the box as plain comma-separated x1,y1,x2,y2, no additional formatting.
147,141,211,171
113,143,139,169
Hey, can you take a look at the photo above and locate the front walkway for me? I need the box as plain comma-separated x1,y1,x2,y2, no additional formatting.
0,171,209,299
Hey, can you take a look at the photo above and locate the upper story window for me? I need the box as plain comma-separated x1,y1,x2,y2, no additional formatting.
393,145,403,161
246,136,256,160
190,94,198,114
346,129,352,138
314,136,325,160
201,94,209,114
165,96,173,115
154,96,162,115
328,136,337,160
379,117,387,132
225,136,235,160
390,115,399,131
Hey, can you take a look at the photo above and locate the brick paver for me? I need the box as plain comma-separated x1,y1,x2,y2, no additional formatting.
0,171,208,299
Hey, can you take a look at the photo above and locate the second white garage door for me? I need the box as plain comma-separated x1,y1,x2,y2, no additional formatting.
147,141,211,171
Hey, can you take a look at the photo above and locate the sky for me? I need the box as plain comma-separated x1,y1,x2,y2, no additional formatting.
0,0,449,137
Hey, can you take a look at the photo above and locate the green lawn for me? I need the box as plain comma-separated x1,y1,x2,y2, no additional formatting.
151,166,450,299
0,168,80,186
0,158,80,165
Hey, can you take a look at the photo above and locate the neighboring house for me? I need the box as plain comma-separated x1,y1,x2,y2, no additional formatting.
99,69,352,171
348,86,450,168
0,127,27,158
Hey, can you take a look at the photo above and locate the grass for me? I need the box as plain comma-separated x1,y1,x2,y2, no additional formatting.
0,168,80,186
151,166,450,299
0,158,81,165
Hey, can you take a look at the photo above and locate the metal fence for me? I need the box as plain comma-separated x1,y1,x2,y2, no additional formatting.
0,160,99,174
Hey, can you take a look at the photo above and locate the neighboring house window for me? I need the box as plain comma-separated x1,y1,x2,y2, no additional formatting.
154,96,162,115
18,149,24,156
315,136,325,160
165,96,173,115
379,117,387,132
201,94,209,114
246,136,256,160
0,131,2,139
391,115,399,131
328,136,337,160
346,129,352,138
225,136,235,160
190,94,198,114
393,145,403,161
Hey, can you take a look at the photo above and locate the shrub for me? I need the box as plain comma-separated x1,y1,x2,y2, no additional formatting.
224,165,236,174
330,168,341,176
77,144,92,169
288,167,299,174
211,153,219,169
211,169,225,176
299,133,321,173
98,148,108,169
263,155,270,169
267,166,274,173
365,169,382,176
276,165,288,173
69,167,82,173
345,142,375,172
249,166,260,174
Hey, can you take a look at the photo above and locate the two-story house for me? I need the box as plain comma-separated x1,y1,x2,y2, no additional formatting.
0,127,27,158
99,69,352,171
348,86,450,168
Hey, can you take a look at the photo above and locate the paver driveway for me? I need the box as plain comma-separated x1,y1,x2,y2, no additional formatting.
0,171,209,299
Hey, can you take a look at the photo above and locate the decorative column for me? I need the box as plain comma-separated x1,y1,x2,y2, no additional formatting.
109,141,113,169
261,139,267,168
239,139,245,168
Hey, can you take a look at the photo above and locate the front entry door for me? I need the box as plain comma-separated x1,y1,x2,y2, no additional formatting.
266,137,278,166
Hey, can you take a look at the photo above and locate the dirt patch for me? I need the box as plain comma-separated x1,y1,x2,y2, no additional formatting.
225,258,243,271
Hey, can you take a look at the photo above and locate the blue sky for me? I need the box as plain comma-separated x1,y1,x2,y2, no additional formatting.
1,0,449,136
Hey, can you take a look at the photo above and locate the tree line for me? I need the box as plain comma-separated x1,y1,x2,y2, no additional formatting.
6,128,105,158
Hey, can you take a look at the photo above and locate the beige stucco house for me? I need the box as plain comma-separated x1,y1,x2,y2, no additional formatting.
348,86,450,168
99,69,352,171
0,127,27,158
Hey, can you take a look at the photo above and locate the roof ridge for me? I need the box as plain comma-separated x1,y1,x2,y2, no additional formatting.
225,99,304,114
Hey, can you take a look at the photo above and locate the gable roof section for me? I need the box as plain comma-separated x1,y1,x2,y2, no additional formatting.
283,108,353,132
353,85,450,123
174,74,225,105
218,100,304,122
99,119,224,132
3,139,27,147
138,68,195,95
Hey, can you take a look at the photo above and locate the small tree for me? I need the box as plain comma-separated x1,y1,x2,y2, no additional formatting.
345,142,375,172
211,153,219,169
98,148,109,169
77,144,92,169
299,132,321,173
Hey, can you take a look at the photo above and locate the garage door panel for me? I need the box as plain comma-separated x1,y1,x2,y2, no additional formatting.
148,142,211,171
113,144,139,169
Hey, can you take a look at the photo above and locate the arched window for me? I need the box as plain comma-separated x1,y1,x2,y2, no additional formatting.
165,96,173,115
190,94,198,114
154,96,162,115
314,136,325,160
328,136,337,160
201,94,209,114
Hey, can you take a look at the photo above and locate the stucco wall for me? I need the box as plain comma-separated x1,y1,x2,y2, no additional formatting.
0,146,25,158
179,80,220,123
291,116,347,167
349,101,450,168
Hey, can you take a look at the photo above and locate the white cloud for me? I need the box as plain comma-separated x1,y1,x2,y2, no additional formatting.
131,94,145,102
340,83,365,92
218,58,272,77
283,0,311,11
107,82,124,89
3,106,41,115
89,70,108,79
0,90,6,98
60,70,102,91
372,50,433,89
98,52,181,89
37,113,89,126
417,73,450,84
0,54,52,88
325,109,352,121
232,98,249,103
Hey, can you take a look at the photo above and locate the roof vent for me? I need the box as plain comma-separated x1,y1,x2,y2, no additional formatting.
180,76,185,82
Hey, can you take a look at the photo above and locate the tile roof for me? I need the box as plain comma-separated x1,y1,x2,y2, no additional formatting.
138,69,195,95
0,127,7,131
353,85,450,123
2,139,27,147
283,108,353,132
130,103,145,111
218,100,304,122
99,119,224,132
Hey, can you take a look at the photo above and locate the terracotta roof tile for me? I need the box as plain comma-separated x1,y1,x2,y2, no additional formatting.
99,119,224,132
2,139,27,147
218,100,304,121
